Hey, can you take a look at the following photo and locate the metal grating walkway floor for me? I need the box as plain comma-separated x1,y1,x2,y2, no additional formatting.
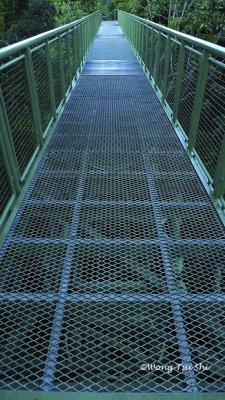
1,21,225,394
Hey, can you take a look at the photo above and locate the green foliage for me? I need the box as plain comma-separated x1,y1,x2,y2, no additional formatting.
180,0,225,44
0,0,103,44
0,0,28,34
53,0,85,24
108,0,225,44
53,0,103,25
3,0,57,43
0,0,225,45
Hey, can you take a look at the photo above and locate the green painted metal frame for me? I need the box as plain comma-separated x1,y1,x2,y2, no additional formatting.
0,10,102,236
1,391,225,400
118,10,225,225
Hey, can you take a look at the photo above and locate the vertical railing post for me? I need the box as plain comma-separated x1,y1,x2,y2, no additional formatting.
45,40,56,121
138,20,141,56
78,24,82,69
129,17,131,41
57,35,66,100
154,31,162,88
73,26,80,72
72,28,77,76
25,48,44,147
83,22,86,62
83,21,87,58
172,41,185,123
132,18,135,46
86,20,89,53
87,20,89,51
66,31,72,86
145,24,150,69
149,28,155,77
0,87,21,188
129,16,132,39
135,19,138,51
188,50,209,151
213,136,225,199
137,20,140,56
0,126,16,194
162,35,171,102
80,22,85,66
132,18,134,48
89,17,91,42
138,21,144,61
136,19,139,51
133,18,135,48
126,14,129,37
141,23,146,64
79,23,83,67
0,105,21,194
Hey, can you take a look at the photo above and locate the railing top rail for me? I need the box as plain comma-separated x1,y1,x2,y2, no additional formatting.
0,10,101,60
119,10,225,59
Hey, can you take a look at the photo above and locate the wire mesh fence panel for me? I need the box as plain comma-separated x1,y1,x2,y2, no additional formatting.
144,26,151,70
50,38,63,109
195,62,225,179
0,150,13,216
166,41,180,109
152,30,159,78
61,34,70,91
32,47,52,132
177,50,200,137
73,27,81,72
0,59,37,174
157,34,167,92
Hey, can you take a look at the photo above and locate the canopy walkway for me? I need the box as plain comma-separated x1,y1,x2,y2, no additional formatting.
0,10,225,399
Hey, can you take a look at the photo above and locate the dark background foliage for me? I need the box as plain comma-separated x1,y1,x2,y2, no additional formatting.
0,0,225,45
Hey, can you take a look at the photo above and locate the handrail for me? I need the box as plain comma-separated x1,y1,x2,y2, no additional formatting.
0,10,102,233
119,11,225,59
118,10,225,220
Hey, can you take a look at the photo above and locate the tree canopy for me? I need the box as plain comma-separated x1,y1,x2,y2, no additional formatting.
108,0,225,45
0,0,225,46
0,0,103,45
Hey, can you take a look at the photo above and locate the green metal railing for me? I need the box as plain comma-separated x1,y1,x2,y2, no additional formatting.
0,11,102,233
118,10,225,220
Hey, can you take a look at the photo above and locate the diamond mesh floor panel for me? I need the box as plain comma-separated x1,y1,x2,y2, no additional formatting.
1,21,225,394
